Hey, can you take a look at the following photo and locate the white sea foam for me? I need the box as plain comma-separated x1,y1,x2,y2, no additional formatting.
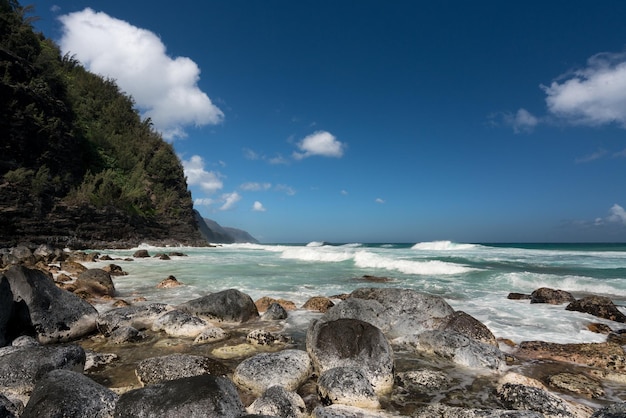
411,240,478,251
353,251,474,275
280,247,354,262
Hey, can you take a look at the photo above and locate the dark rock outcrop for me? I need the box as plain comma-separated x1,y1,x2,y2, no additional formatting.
96,303,170,336
3,265,98,343
178,289,259,323
530,287,576,305
114,375,246,418
566,296,626,323
21,369,118,418
442,310,498,346
136,354,228,385
75,268,116,298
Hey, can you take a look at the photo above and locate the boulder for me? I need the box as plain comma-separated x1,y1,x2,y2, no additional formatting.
96,303,171,336
0,393,22,418
233,349,312,396
317,366,380,409
75,268,116,298
246,329,290,346
442,310,498,346
178,289,259,323
21,369,118,418
9,246,35,265
323,287,455,338
193,326,229,344
247,386,307,418
302,296,335,313
59,260,88,275
0,344,86,403
591,403,626,417
102,264,127,276
156,275,182,288
413,404,544,417
508,292,532,300
515,341,626,372
306,318,394,395
547,373,604,398
0,276,12,347
530,287,576,304
136,353,229,385
255,296,297,312
395,370,452,393
566,296,626,323
151,310,209,338
3,266,98,343
402,330,505,371
109,326,148,344
260,302,288,321
114,374,245,417
133,250,150,258
84,350,118,371
497,382,590,417
311,404,395,417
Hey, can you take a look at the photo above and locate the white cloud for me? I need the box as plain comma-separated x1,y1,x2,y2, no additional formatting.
507,108,539,133
240,182,272,192
293,131,345,159
194,198,214,206
219,192,241,211
58,8,223,140
607,204,626,225
341,190,348,195
181,155,223,193
375,198,385,204
275,184,296,196
252,201,266,212
542,52,626,128
575,149,607,164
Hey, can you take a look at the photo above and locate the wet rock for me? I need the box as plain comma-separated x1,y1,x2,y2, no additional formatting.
114,374,245,417
442,310,498,346
530,287,575,305
84,349,118,371
0,344,86,403
21,369,118,418
547,372,604,398
156,275,182,288
152,310,208,338
109,326,148,344
401,329,505,371
508,293,532,300
102,263,127,276
9,246,35,265
317,366,380,409
133,250,150,258
323,287,454,338
414,404,544,417
75,268,116,298
59,260,88,275
0,393,22,418
246,329,290,346
260,302,288,320
3,266,98,343
311,404,395,417
395,369,452,392
591,402,626,417
515,341,626,372
212,343,258,360
607,329,626,345
353,275,394,283
307,318,394,395
302,296,335,313
193,326,229,344
566,296,626,323
255,296,297,312
178,289,259,323
156,253,171,260
497,382,591,417
233,349,312,396
96,303,171,336
588,323,613,334
136,353,228,385
247,386,307,418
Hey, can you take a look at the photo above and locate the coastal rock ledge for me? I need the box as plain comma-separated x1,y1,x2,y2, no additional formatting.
3,259,626,416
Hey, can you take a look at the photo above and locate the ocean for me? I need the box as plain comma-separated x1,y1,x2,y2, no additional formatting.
86,241,626,345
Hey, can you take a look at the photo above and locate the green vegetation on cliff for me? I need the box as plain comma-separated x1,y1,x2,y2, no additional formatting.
0,0,205,247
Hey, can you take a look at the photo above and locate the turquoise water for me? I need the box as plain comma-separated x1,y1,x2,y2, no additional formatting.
85,241,626,345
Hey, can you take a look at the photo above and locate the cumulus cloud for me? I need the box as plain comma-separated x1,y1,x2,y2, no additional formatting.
508,108,539,133
220,192,241,211
181,155,223,194
542,52,626,128
607,204,626,225
58,8,223,140
375,198,385,204
293,131,345,159
252,201,266,212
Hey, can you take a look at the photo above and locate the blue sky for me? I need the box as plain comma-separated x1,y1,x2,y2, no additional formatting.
30,1,626,243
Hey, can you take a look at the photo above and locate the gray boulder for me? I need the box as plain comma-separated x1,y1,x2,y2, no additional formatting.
0,344,85,403
193,326,229,344
261,302,288,321
0,276,12,347
136,353,228,385
317,367,380,409
400,329,505,371
97,303,171,336
530,287,575,305
233,349,312,396
21,369,118,418
414,404,544,417
109,326,149,344
497,383,587,417
178,289,259,323
591,402,626,417
0,393,22,418
3,266,98,343
114,374,245,418
75,268,116,297
312,404,396,417
151,310,209,338
566,296,626,323
307,318,394,394
247,386,306,418
323,287,455,338
442,310,498,346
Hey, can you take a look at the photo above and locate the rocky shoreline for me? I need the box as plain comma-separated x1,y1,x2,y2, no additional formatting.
1,244,626,417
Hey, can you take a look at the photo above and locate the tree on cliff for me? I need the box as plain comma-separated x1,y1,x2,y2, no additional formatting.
0,0,205,248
